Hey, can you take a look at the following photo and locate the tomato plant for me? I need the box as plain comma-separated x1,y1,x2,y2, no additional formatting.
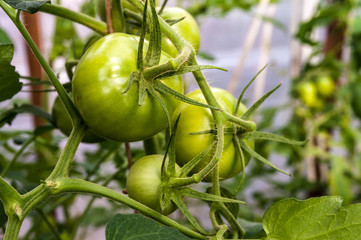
126,154,178,215
174,87,253,181
52,94,103,143
72,33,183,142
1,1,360,240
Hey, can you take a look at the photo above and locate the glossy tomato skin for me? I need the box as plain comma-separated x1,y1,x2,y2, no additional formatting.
173,88,252,181
160,7,201,57
126,154,178,215
72,33,183,142
52,95,103,143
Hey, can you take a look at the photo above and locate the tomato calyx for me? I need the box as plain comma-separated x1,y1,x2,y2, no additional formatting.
151,118,246,234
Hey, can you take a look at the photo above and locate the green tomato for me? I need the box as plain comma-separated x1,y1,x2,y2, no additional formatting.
173,88,253,181
160,7,201,57
52,95,103,143
316,75,335,97
72,33,183,142
297,81,322,108
126,154,178,215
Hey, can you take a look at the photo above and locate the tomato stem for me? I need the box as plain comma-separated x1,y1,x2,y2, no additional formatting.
3,216,23,240
55,178,208,240
48,123,87,179
39,3,107,35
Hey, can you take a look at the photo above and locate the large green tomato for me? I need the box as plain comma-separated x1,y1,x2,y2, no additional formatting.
126,154,178,215
173,88,253,181
52,95,103,143
72,33,183,142
160,7,201,57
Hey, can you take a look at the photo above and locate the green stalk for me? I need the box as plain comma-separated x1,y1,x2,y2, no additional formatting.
56,178,208,240
0,0,81,125
40,3,107,35
3,216,23,240
48,123,87,179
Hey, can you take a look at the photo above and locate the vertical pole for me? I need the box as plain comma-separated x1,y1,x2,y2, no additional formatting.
22,12,44,128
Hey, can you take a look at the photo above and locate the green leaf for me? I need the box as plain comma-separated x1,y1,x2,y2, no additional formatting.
0,44,22,102
263,196,361,240
241,131,307,145
106,214,191,240
0,28,12,45
4,0,50,14
238,218,264,238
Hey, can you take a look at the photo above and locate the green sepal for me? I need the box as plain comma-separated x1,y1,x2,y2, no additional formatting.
158,0,168,14
241,131,307,145
154,81,220,110
189,128,235,135
233,137,246,196
178,141,216,177
145,0,162,67
162,114,181,178
65,60,78,81
148,88,171,137
242,82,281,119
165,17,185,26
238,138,290,176
171,193,209,235
122,71,139,94
236,64,267,114
158,65,227,79
179,187,246,204
138,76,146,106
137,0,148,70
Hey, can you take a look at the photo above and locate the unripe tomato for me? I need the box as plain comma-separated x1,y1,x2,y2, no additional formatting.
297,81,322,108
126,154,178,215
52,95,103,143
173,88,253,181
160,7,201,57
72,33,183,142
316,75,335,97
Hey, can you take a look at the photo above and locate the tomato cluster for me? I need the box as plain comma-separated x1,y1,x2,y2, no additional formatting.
297,75,335,109
53,4,252,214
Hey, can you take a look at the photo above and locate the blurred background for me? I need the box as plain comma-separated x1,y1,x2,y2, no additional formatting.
1,0,361,239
